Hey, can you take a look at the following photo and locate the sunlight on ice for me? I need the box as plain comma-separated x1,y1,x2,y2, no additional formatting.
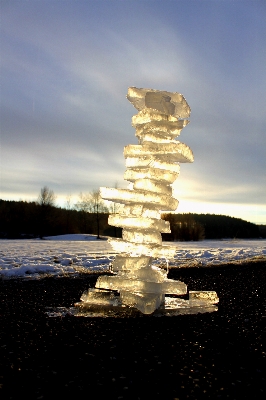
77,87,219,315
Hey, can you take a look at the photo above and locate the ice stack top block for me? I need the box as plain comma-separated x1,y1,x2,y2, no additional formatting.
94,87,193,314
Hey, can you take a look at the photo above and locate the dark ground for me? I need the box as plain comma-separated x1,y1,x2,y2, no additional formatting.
0,261,265,399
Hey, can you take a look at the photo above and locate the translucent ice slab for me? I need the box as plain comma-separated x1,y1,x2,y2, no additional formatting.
124,142,194,163
126,265,167,283
133,179,172,195
96,275,187,295
138,135,176,145
127,87,191,118
124,167,178,184
108,214,171,233
112,255,152,271
120,204,161,219
100,187,178,211
132,110,179,126
80,288,120,306
150,159,181,173
162,279,188,294
161,296,218,316
108,238,177,258
135,119,190,137
136,131,177,143
189,291,219,304
125,156,181,174
135,120,190,138
122,228,162,245
120,291,164,314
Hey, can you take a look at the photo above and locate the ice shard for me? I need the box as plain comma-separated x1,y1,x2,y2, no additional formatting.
78,87,219,315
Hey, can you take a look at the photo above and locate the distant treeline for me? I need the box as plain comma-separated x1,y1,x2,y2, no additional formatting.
161,213,264,241
0,199,112,239
0,199,264,240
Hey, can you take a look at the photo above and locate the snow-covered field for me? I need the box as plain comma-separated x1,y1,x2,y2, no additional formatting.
0,234,265,279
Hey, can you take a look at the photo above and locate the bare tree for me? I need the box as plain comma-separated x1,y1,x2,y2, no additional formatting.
65,194,72,210
90,189,109,213
106,182,122,237
37,186,56,207
107,182,122,214
75,190,108,213
36,186,56,238
75,189,109,238
90,189,109,238
64,195,73,233
75,193,91,232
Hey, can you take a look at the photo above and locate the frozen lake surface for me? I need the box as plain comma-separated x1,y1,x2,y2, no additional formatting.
0,235,265,279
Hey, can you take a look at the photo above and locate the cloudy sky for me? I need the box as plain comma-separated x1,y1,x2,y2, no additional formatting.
1,0,265,224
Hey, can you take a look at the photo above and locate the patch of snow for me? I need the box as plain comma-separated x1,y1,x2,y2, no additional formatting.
0,238,265,279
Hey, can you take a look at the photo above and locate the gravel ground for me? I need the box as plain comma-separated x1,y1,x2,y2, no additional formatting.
1,261,265,399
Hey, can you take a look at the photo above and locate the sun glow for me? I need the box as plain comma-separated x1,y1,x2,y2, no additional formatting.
176,200,266,225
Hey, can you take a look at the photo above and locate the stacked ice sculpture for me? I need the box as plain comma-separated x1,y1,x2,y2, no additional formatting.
78,87,219,315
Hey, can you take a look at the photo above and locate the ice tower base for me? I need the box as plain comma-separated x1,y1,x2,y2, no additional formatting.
75,288,219,317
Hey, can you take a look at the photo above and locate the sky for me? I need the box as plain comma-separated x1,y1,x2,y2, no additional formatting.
1,0,266,224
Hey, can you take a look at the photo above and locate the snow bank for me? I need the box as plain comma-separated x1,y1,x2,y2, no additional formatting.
0,238,265,279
